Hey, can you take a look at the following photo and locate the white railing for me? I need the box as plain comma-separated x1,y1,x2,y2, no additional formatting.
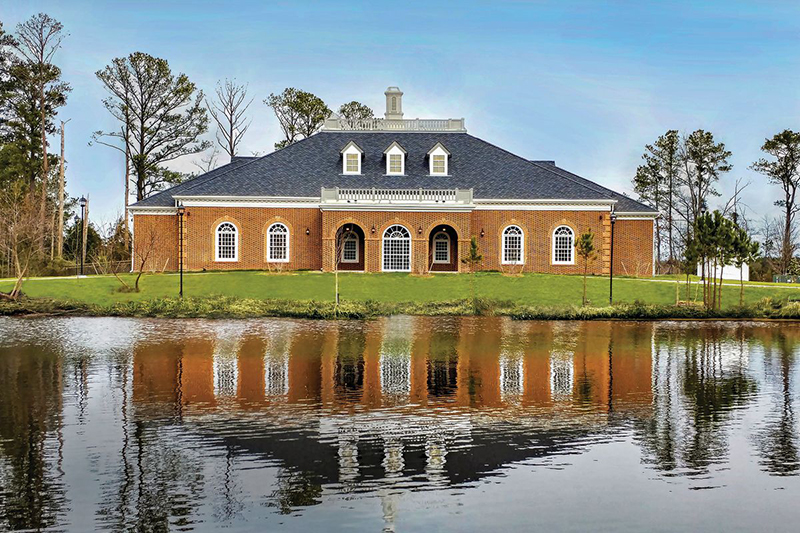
321,187,473,204
323,117,466,132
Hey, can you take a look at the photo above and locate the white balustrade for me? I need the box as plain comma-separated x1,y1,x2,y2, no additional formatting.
321,187,472,205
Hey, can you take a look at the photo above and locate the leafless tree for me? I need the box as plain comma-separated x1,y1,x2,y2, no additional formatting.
0,186,40,299
192,146,221,174
55,118,70,258
132,225,159,292
206,79,252,159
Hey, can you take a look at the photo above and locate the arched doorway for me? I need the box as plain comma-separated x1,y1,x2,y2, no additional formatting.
428,225,458,272
336,224,365,271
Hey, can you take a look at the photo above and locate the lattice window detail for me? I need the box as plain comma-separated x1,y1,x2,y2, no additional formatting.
268,223,289,262
216,222,238,261
342,234,358,263
433,232,450,263
383,225,411,272
553,226,574,264
502,225,523,264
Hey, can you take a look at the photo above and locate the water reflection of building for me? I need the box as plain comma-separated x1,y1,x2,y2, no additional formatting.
129,317,655,486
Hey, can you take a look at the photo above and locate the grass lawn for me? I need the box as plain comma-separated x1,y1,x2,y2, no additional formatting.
1,270,798,309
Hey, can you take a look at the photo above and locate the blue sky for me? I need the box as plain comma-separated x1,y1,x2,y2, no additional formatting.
5,0,800,222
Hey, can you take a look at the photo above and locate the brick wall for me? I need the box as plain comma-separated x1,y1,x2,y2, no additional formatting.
182,206,322,271
612,218,654,277
132,207,654,277
132,214,178,272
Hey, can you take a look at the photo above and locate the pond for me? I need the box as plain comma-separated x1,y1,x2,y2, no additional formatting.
0,317,798,532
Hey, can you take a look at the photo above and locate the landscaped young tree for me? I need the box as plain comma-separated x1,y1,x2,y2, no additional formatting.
265,88,330,149
633,130,681,272
575,230,596,306
94,52,210,201
751,129,800,275
731,227,760,306
461,237,483,309
689,210,739,310
206,78,253,159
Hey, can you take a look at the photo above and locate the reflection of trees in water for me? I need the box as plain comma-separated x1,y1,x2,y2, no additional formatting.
754,329,799,476
268,469,323,515
0,344,65,531
637,326,758,476
335,326,365,398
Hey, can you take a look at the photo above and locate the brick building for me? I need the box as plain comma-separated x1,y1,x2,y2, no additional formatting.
130,87,657,276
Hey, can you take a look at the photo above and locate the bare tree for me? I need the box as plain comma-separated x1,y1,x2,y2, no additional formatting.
132,225,159,292
192,146,221,174
333,226,356,308
206,79,252,159
0,186,39,300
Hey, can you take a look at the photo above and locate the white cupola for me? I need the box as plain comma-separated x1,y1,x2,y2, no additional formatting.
384,86,403,120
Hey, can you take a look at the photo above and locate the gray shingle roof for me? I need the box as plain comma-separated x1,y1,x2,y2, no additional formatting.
131,133,655,213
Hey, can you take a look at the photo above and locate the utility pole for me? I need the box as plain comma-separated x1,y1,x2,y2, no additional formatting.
56,119,70,258
80,196,87,276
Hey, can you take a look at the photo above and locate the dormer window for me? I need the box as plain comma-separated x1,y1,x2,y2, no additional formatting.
341,141,363,175
383,141,406,175
427,143,450,176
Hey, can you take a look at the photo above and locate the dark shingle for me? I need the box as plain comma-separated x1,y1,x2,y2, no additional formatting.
132,133,655,213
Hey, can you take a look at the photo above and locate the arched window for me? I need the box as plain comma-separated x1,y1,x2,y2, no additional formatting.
432,232,450,263
267,223,290,263
215,222,238,262
382,225,411,272
552,226,575,264
341,232,359,263
502,225,524,265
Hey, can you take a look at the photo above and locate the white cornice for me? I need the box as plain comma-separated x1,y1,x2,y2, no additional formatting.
128,206,178,215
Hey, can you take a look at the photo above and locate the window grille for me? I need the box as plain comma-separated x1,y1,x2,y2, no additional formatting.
268,223,289,262
382,225,411,272
433,232,450,263
346,153,360,173
432,154,446,174
389,153,403,174
553,226,574,264
216,222,238,261
502,225,523,264
341,233,358,263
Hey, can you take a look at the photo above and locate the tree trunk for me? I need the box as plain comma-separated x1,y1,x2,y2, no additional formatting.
56,120,67,258
123,123,131,251
582,263,588,306
39,84,50,252
740,268,744,306
784,201,793,275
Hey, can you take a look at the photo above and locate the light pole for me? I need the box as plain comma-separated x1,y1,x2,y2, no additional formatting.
74,215,80,277
79,196,87,277
178,203,185,298
609,210,617,305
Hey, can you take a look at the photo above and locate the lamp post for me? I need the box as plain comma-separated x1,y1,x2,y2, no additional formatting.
74,215,80,277
178,203,185,298
79,196,87,277
609,210,617,305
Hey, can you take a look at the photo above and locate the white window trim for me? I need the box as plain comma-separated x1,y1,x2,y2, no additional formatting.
501,225,524,265
432,231,450,264
342,142,363,175
215,222,239,262
384,142,406,175
552,225,575,265
428,143,450,176
267,222,290,263
341,234,359,263
382,224,412,272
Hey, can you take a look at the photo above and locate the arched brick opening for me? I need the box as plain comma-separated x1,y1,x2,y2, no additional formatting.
428,224,458,272
335,223,365,271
